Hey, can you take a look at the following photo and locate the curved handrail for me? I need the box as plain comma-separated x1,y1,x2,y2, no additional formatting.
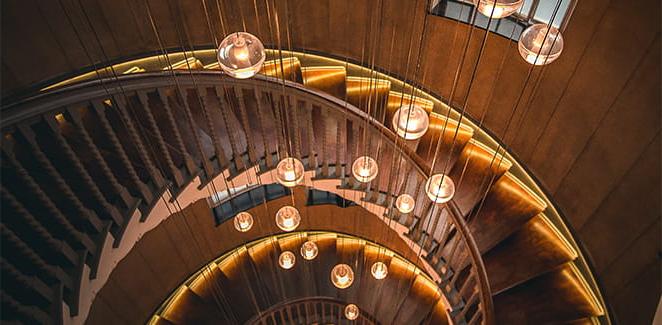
246,296,378,325
3,71,493,324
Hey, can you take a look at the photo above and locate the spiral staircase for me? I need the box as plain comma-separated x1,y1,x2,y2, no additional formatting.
150,231,449,325
0,51,605,324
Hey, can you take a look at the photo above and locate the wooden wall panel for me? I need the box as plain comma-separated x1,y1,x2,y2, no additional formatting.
1,0,659,323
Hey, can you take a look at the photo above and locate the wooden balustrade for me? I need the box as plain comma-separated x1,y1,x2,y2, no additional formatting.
1,71,493,324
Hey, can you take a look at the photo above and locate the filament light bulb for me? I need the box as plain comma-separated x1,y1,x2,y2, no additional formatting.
278,251,296,269
275,157,305,187
425,174,455,204
344,304,360,320
518,24,564,65
351,156,378,183
217,32,266,79
275,205,301,232
395,194,416,214
233,212,254,232
371,261,388,280
331,264,354,289
300,241,319,260
392,105,429,140
475,0,523,19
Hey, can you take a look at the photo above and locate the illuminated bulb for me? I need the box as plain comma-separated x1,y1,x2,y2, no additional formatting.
518,24,564,65
395,194,416,214
475,0,523,19
233,212,254,232
392,105,429,140
344,304,360,320
278,251,296,269
300,241,319,260
275,206,301,232
425,174,455,204
331,264,354,289
351,156,378,183
275,157,305,187
217,32,266,79
371,262,388,280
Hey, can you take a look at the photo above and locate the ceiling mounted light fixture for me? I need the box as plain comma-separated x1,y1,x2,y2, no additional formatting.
518,24,564,65
217,32,265,79
475,0,523,19
278,251,296,269
300,241,319,260
331,264,354,289
275,157,305,187
233,212,254,232
395,194,416,214
371,261,388,280
275,206,301,232
344,304,360,320
425,173,455,204
352,156,378,183
392,104,429,140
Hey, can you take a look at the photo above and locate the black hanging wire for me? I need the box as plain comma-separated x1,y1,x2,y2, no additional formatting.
467,0,566,232
141,0,240,321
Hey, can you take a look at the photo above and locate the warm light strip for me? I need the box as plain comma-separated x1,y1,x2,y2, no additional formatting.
539,214,578,259
568,263,605,316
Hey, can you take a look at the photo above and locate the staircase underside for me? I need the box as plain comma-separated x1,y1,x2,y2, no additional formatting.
0,51,606,324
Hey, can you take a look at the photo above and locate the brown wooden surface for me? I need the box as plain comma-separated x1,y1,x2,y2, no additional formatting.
87,189,443,324
2,0,660,322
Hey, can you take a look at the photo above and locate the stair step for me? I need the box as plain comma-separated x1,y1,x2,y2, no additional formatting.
493,263,603,324
261,57,303,83
302,66,347,99
417,112,474,175
483,214,576,295
346,76,391,121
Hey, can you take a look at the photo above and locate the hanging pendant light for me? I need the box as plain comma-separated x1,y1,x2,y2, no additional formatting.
518,24,564,65
351,156,378,183
371,261,388,280
217,32,266,79
275,206,301,232
278,251,296,269
392,105,429,140
275,157,305,187
395,194,416,214
300,241,319,260
233,211,254,232
425,173,455,204
344,304,360,320
474,0,523,19
331,264,354,289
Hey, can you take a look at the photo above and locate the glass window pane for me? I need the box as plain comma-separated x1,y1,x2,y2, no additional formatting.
520,0,536,18
534,0,571,27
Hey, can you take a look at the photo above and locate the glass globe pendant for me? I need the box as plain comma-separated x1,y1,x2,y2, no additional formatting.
278,251,296,269
275,205,301,232
275,157,305,187
392,105,429,140
474,0,523,19
300,241,319,260
371,261,388,280
395,194,416,214
331,264,354,289
233,212,254,232
518,23,564,65
425,173,456,204
344,304,360,320
217,32,266,79
351,156,379,183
